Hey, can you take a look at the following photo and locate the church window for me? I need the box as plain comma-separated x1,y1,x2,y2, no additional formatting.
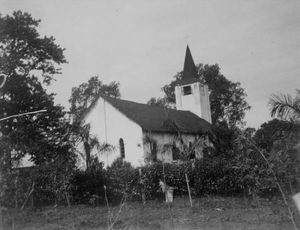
119,138,125,158
182,85,192,95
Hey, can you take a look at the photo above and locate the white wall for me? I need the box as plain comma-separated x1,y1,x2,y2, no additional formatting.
13,153,34,168
84,97,144,167
175,82,212,123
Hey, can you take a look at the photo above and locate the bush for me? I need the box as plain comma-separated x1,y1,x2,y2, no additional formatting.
103,159,194,202
5,148,296,208
71,169,105,205
105,158,136,202
1,163,74,208
193,158,243,196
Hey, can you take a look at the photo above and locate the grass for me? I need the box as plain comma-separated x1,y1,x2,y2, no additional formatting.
1,196,299,230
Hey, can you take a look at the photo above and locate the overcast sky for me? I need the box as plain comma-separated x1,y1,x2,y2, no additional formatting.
2,0,300,128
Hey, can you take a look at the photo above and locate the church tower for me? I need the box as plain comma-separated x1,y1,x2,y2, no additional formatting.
175,46,212,123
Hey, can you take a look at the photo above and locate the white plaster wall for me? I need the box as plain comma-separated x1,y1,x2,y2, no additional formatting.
175,83,211,123
199,85,212,123
83,97,144,167
14,153,34,168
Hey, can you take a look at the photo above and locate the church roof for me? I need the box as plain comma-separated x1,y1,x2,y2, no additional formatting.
103,96,212,135
177,45,199,86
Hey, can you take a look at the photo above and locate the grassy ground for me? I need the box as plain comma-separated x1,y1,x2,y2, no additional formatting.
1,196,299,230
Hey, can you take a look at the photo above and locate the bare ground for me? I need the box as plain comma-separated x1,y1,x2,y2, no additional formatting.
1,196,299,230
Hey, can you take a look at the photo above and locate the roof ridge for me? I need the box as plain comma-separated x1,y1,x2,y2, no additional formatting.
103,95,187,113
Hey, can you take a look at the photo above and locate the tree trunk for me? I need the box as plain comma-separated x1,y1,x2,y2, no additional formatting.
84,142,91,171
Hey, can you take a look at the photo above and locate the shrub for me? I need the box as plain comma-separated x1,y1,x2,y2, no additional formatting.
132,161,194,200
71,168,105,205
105,158,136,202
194,158,247,196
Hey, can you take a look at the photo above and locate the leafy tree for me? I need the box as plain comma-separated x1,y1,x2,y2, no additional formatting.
147,97,171,108
254,119,295,152
269,89,300,121
153,64,250,127
0,11,69,165
69,76,120,121
0,11,74,207
0,11,66,83
268,90,300,192
69,76,120,170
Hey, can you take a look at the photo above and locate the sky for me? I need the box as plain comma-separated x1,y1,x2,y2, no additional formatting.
2,0,300,128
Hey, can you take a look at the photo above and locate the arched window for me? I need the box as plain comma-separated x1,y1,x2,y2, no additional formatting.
119,138,125,158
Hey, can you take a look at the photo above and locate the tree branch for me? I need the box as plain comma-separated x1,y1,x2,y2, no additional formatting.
0,110,47,122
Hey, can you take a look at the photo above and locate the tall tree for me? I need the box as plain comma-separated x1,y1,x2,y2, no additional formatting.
254,119,297,152
69,76,120,121
268,90,300,192
0,11,69,165
147,97,171,108
0,11,66,83
69,76,120,170
0,11,74,207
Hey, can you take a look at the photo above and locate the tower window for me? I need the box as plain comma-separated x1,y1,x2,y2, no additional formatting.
182,85,192,95
119,138,125,158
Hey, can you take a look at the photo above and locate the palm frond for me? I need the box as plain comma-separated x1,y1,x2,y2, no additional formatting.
269,92,300,120
97,142,115,153
89,136,100,149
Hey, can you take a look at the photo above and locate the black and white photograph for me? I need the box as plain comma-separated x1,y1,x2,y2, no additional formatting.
0,0,300,229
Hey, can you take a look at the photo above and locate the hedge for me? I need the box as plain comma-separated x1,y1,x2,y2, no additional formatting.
3,156,294,208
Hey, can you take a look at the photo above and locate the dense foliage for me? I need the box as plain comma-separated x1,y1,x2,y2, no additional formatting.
0,11,75,207
0,11,70,163
67,150,298,206
269,89,300,121
69,76,120,121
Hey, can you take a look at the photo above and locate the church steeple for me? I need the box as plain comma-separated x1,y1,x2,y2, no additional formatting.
178,45,199,85
174,45,212,123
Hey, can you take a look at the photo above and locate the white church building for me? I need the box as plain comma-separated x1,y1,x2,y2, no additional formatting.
82,46,213,167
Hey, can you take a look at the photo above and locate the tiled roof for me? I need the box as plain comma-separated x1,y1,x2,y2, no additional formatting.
103,96,212,135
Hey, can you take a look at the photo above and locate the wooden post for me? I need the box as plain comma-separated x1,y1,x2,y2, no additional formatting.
185,173,193,207
21,181,35,210
65,191,71,207
139,168,146,205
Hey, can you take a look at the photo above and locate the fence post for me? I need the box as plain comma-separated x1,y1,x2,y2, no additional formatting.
185,173,193,207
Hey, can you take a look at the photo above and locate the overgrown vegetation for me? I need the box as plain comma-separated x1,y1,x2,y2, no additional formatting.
16,142,295,208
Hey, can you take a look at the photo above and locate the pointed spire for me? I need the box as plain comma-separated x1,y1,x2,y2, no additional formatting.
183,45,197,75
178,45,198,85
